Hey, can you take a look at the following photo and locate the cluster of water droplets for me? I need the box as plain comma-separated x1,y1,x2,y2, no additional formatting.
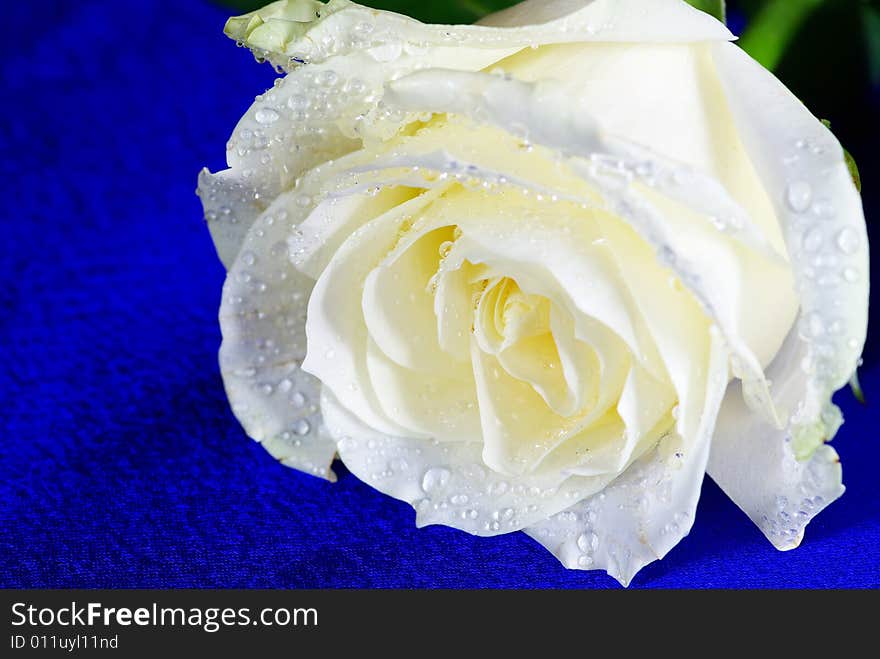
228,0,630,84
332,426,627,536
526,438,696,582
781,137,865,389
757,433,842,549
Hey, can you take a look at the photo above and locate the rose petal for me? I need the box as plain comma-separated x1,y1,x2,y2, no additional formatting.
704,41,865,554
364,338,481,443
324,386,618,535
198,168,268,269
385,68,794,425
301,187,448,438
226,0,732,72
709,42,868,458
526,326,729,586
199,37,520,269
218,194,338,480
362,225,466,378
708,366,844,551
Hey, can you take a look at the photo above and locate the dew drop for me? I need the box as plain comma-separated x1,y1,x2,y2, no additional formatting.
487,480,509,496
836,227,860,254
254,107,280,124
577,532,598,553
709,215,727,231
421,467,451,494
287,94,308,110
811,199,835,219
353,21,374,36
786,181,812,213
293,419,310,436
801,311,825,338
802,227,823,252
317,69,339,87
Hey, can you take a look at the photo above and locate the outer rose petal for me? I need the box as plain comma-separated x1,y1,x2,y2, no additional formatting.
226,0,733,71
709,42,868,456
707,43,867,543
526,327,729,586
709,374,844,550
199,46,518,270
322,386,620,535
218,192,338,479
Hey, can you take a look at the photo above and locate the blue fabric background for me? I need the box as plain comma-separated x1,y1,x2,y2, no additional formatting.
1,0,877,589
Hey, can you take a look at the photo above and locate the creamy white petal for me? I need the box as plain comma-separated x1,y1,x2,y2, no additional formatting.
708,365,844,551
198,168,268,269
324,387,617,535
362,225,466,377
365,338,481,442
444,200,664,377
200,37,522,268
471,335,590,475
616,364,676,461
385,68,791,423
293,187,420,279
226,0,732,72
301,189,448,437
495,40,786,255
432,260,476,361
526,327,728,586
547,305,601,416
710,42,868,459
218,195,338,480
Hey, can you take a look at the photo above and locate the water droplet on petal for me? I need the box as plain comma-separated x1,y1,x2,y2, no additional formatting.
255,107,280,124
836,227,860,254
801,311,825,338
287,94,308,110
802,227,823,252
786,181,812,213
422,467,451,494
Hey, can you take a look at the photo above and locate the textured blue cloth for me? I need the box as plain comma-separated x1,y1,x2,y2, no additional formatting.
1,0,877,589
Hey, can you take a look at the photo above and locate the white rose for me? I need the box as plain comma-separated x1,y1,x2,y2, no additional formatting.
199,0,868,585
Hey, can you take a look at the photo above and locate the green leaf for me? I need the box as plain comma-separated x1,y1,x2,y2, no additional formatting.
821,119,862,193
850,368,866,405
217,0,274,13
738,0,825,71
356,0,517,24
864,5,880,86
845,149,862,193
684,0,725,23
